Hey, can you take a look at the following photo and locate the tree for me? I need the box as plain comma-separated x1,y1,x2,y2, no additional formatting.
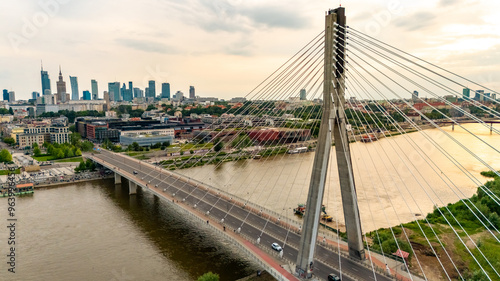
69,124,76,133
75,148,82,156
81,140,94,152
231,134,253,149
3,137,15,146
33,147,42,157
8,107,14,115
70,132,82,146
146,104,156,111
213,138,224,152
197,272,219,281
32,142,38,149
162,141,170,147
0,149,12,163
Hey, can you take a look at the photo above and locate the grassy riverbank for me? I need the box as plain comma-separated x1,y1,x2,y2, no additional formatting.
366,171,500,280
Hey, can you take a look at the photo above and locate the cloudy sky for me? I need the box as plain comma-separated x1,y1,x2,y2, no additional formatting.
1,0,500,100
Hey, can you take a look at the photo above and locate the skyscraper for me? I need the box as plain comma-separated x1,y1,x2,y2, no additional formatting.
148,80,156,98
476,90,484,101
103,91,110,110
128,81,133,94
133,88,143,98
8,91,15,102
91,79,98,100
70,76,79,101
83,90,91,100
56,66,67,102
32,92,40,100
462,88,470,99
3,89,9,101
412,90,419,102
161,83,170,99
41,63,51,95
121,83,132,101
300,89,306,100
108,82,120,101
189,86,195,99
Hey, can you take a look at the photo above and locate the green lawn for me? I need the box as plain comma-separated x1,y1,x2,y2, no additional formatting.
32,155,54,161
53,157,83,163
0,169,21,175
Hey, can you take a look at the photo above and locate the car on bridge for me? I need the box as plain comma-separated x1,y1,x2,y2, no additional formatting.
271,242,282,252
328,273,341,281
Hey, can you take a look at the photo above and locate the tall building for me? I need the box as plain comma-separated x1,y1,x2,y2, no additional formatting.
128,81,133,94
133,87,143,98
70,76,79,101
41,63,51,95
103,91,110,111
492,93,497,101
475,90,484,101
462,88,470,99
300,89,307,100
173,91,184,101
3,89,9,101
161,83,170,99
108,82,120,101
8,91,15,102
56,66,67,102
147,80,156,98
32,92,40,100
83,90,91,100
91,79,98,100
121,83,132,101
189,86,195,99
412,90,419,102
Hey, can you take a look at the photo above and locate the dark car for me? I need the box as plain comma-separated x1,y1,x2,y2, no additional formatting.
133,171,138,174
328,274,341,281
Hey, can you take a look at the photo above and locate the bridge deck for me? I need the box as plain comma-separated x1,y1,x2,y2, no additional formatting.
89,150,406,281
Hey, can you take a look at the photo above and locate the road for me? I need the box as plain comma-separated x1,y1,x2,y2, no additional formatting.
91,150,392,281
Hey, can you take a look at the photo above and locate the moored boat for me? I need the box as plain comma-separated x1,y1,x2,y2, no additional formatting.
0,183,34,197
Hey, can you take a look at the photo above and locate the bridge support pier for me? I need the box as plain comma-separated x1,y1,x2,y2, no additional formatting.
114,173,122,184
452,123,454,131
129,181,137,195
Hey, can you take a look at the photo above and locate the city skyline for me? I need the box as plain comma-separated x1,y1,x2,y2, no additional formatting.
2,1,500,100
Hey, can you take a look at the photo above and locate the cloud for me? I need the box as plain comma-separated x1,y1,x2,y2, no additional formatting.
164,0,311,33
224,36,254,56
393,11,437,31
438,0,460,7
114,38,177,54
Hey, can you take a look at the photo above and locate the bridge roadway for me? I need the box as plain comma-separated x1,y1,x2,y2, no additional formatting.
91,150,392,281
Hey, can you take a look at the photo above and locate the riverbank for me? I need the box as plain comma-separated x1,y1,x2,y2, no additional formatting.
35,174,113,189
367,171,500,280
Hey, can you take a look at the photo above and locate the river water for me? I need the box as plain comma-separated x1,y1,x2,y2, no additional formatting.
178,123,500,232
0,123,498,281
0,180,256,281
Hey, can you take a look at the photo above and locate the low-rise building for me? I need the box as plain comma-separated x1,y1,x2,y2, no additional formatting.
120,133,174,147
16,124,69,147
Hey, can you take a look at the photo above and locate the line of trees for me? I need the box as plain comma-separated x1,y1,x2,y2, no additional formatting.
38,110,104,123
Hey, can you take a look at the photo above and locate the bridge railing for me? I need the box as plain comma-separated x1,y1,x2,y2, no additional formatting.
180,173,304,232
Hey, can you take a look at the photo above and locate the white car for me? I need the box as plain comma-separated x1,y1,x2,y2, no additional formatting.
271,242,282,252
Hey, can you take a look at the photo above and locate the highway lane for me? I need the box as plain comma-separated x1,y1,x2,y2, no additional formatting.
91,151,391,281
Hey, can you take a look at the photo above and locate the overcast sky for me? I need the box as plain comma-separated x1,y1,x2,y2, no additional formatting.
1,0,500,100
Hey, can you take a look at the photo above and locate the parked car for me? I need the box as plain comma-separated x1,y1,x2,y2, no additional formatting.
133,171,138,174
271,242,282,252
328,273,341,281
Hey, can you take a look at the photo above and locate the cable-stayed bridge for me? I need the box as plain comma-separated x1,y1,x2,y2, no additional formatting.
90,7,500,281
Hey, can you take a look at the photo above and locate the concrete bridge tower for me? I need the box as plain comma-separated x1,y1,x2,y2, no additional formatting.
296,7,365,278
